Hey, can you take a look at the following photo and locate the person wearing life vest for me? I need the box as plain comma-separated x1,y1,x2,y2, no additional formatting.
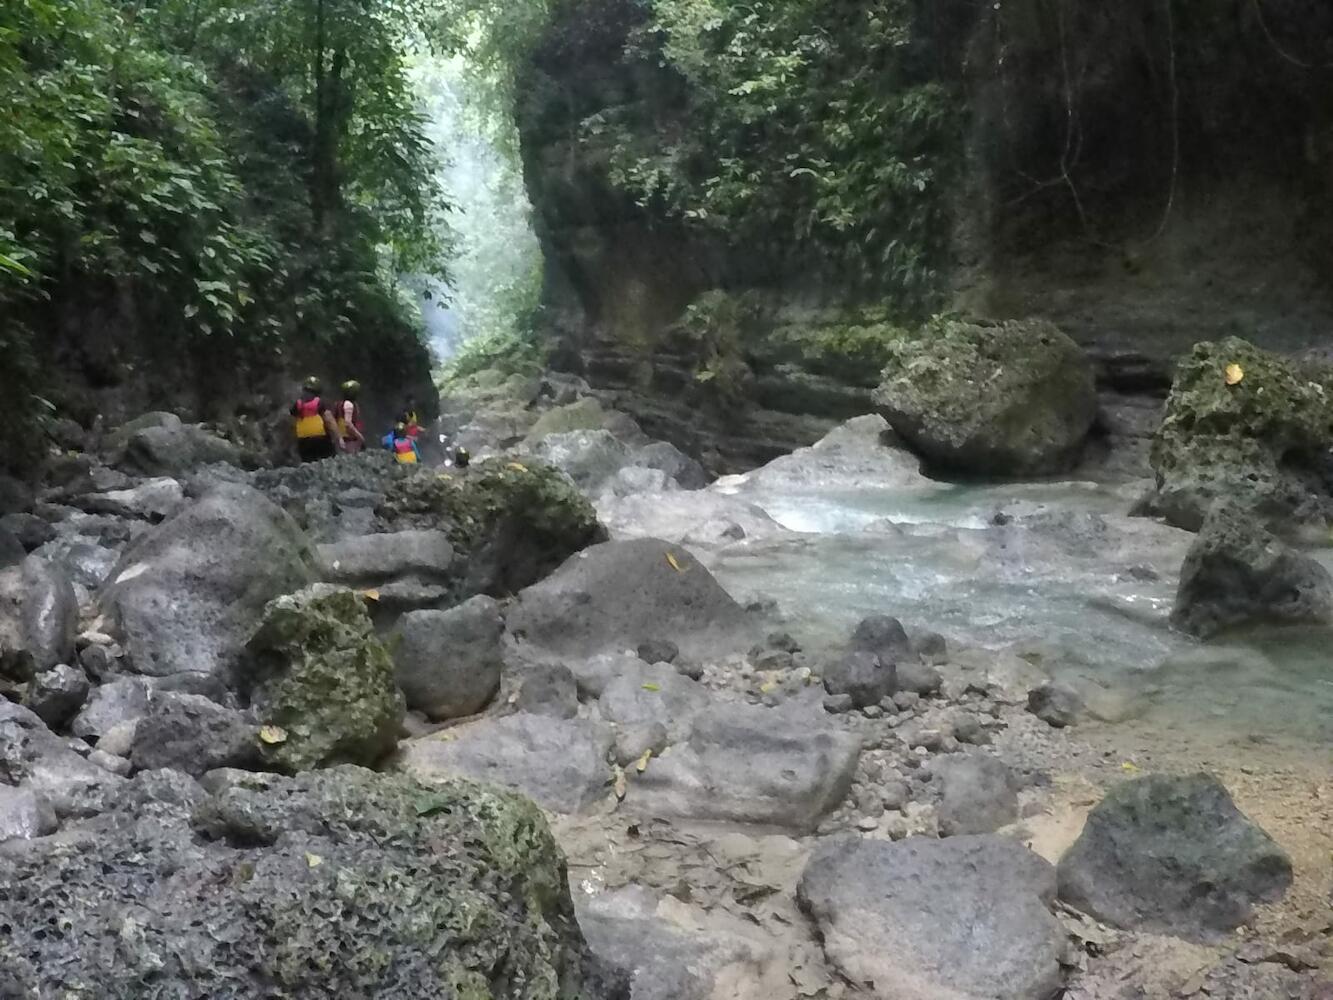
336,380,366,454
381,422,420,464
290,376,342,462
403,396,421,439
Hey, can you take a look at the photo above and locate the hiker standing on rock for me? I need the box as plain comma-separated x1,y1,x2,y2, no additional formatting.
290,376,343,462
336,380,366,454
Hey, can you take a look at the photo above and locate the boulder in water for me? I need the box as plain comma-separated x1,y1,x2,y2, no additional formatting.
798,834,1066,1000
1057,773,1293,939
873,317,1097,477
1150,337,1333,531
239,585,404,773
0,768,607,998
1171,505,1333,637
390,596,504,721
100,483,314,678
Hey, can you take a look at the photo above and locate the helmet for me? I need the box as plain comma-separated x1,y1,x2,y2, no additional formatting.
340,379,361,396
394,422,407,434
302,375,322,392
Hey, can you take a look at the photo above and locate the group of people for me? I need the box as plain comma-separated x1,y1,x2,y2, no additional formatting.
290,376,443,466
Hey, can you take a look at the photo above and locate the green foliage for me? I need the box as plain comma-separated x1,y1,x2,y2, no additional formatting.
439,325,545,384
597,0,960,304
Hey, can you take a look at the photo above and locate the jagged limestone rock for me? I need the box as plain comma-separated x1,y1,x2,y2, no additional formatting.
873,318,1097,477
240,585,404,773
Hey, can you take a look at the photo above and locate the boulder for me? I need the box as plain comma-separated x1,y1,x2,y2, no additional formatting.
528,429,634,491
728,414,930,493
0,701,124,818
129,692,260,777
33,537,119,589
0,526,24,569
0,556,77,680
1028,681,1085,727
823,651,895,709
0,473,34,516
597,663,711,742
22,663,89,729
100,483,314,678
0,785,58,842
1171,506,1333,638
0,768,606,998
398,714,614,814
514,664,579,719
1150,337,1333,531
627,702,860,830
391,597,504,721
120,419,243,476
507,538,756,661
0,513,54,552
377,460,607,597
314,530,454,585
849,614,913,664
524,396,645,444
76,477,185,521
799,835,1066,1000
238,585,405,773
873,318,1097,477
70,677,152,742
1058,773,1293,939
931,754,1019,836
631,442,709,489
565,652,647,699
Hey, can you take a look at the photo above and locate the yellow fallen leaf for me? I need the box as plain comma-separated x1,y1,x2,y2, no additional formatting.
1121,761,1139,773
635,749,652,773
641,682,661,692
435,473,453,481
1224,363,1244,386
507,462,528,472
666,552,685,573
305,853,323,868
613,767,627,800
359,588,380,602
759,680,778,694
259,725,288,745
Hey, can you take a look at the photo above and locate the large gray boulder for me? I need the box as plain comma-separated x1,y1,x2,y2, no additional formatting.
391,597,504,721
397,714,614,814
100,483,313,678
528,429,634,491
874,318,1097,477
118,415,243,476
508,538,757,661
76,477,185,521
1057,773,1293,939
71,676,152,742
1171,506,1333,638
729,415,930,494
0,768,607,998
0,556,77,680
632,442,708,489
314,530,454,585
627,702,859,830
0,701,124,819
798,835,1066,1000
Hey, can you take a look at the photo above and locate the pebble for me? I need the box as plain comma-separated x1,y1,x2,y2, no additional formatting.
863,705,883,719
823,693,854,714
88,749,131,776
893,691,920,712
880,780,909,811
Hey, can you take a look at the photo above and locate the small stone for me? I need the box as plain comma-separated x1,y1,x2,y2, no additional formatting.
893,690,921,712
880,780,910,811
1028,682,1084,728
766,631,800,653
856,788,884,816
78,643,119,682
674,659,704,681
953,713,990,745
856,815,880,832
23,663,90,728
96,721,138,758
0,786,58,842
636,638,679,665
753,649,795,672
613,721,669,767
863,704,883,719
911,629,948,665
87,749,132,776
824,651,896,708
823,693,855,714
515,665,579,720
896,660,943,696
908,728,946,752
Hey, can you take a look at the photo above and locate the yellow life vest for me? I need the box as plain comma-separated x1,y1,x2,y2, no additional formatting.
391,436,418,464
293,397,327,439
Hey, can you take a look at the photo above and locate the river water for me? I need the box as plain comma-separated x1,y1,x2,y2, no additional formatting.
698,470,1333,754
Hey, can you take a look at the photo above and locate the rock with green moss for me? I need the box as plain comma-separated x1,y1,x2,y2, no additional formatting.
239,585,404,773
1149,337,1333,531
873,318,1097,477
0,767,615,998
378,460,608,596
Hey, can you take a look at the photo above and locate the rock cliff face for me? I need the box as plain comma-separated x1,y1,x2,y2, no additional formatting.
514,0,1333,472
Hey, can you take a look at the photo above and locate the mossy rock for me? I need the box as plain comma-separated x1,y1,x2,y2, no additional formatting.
241,585,405,773
755,317,909,387
0,767,609,998
873,318,1097,477
1149,337,1333,530
378,460,608,596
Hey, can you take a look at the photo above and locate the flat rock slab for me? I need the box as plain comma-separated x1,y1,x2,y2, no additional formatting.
1057,773,1293,939
315,530,454,585
507,537,758,661
798,835,1066,1000
397,714,614,814
627,702,859,831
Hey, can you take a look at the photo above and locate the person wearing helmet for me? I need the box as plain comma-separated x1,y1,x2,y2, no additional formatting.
336,380,366,454
290,376,342,462
381,420,420,464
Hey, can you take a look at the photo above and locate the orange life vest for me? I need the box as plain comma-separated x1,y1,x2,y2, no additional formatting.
294,396,327,439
